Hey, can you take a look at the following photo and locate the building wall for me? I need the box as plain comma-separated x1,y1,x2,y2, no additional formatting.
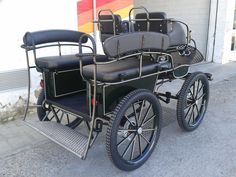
0,0,79,122
213,0,235,63
207,0,236,63
134,0,211,58
0,0,78,71
135,0,236,64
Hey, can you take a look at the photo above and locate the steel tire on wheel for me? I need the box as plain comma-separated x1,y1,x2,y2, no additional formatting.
177,72,209,131
106,89,162,171
37,89,82,129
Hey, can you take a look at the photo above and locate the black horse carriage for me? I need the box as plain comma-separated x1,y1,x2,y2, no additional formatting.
22,7,212,171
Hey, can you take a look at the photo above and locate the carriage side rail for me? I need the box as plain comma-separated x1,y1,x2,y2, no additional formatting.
95,9,117,43
78,33,99,159
21,30,89,121
128,6,192,49
129,6,150,32
77,32,190,87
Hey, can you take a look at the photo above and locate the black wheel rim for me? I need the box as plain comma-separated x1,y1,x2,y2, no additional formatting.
184,78,207,127
116,100,158,162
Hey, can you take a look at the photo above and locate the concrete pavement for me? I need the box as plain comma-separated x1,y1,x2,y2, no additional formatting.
0,62,236,177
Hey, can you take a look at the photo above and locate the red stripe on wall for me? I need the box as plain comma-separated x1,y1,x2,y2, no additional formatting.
77,0,117,14
78,0,133,25
77,0,92,14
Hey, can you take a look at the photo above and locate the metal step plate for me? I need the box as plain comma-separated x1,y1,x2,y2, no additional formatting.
24,120,88,159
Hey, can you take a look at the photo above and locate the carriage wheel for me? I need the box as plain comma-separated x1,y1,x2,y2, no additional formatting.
106,89,162,171
177,72,209,131
37,89,82,129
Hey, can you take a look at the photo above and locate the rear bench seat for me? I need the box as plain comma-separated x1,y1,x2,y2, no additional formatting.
82,32,170,83
134,12,187,47
36,54,108,71
23,29,108,71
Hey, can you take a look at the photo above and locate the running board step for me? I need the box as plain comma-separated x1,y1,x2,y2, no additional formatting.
24,120,88,159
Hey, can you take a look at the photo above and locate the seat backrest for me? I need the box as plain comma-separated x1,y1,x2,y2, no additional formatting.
23,29,88,47
103,32,170,58
99,14,122,42
121,20,130,33
168,22,187,46
134,12,167,34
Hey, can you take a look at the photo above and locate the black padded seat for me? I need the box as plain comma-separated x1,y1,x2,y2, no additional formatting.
99,14,122,42
82,57,161,83
36,54,108,71
134,12,167,33
134,12,187,46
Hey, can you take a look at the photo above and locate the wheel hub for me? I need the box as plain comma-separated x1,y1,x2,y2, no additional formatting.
137,127,143,134
120,117,136,139
195,100,199,105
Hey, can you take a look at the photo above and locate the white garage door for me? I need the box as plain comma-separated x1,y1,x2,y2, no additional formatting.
134,0,211,57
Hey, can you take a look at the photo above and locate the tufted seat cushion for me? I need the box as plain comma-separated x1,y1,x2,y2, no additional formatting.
36,54,108,71
82,57,161,83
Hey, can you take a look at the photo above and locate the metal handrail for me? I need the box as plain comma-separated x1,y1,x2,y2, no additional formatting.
129,6,150,32
78,33,98,159
95,9,117,43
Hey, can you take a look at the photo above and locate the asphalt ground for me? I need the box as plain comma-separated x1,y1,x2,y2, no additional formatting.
0,62,236,177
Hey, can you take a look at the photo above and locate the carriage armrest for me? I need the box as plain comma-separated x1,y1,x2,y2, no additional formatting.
23,29,88,47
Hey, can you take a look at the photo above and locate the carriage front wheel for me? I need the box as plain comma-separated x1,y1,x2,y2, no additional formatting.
177,72,209,131
106,89,162,171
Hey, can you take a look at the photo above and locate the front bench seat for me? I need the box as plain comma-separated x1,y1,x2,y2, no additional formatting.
83,57,161,83
82,32,169,83
36,54,108,71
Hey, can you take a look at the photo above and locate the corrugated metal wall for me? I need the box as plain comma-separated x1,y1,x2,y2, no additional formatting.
134,0,211,57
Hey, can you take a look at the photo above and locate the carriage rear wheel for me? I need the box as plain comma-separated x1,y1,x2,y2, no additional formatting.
37,89,83,129
106,89,162,171
177,72,209,131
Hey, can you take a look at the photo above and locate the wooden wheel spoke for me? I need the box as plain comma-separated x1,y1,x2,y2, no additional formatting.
124,115,135,126
142,115,156,126
118,129,137,132
193,81,196,97
138,134,142,156
117,132,134,147
184,105,193,119
197,93,206,100
132,103,139,125
192,106,195,124
138,100,146,124
198,84,204,94
194,80,202,99
140,134,151,145
121,134,136,158
185,102,195,109
142,128,156,132
189,89,195,100
130,136,136,160
187,106,194,124
195,103,200,117
200,101,207,110
140,104,152,126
